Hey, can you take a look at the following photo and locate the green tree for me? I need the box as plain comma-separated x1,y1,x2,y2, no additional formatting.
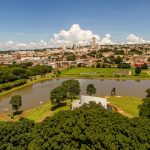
138,97,150,119
96,63,101,68
114,56,123,64
67,54,76,61
10,95,22,112
62,79,80,101
141,63,148,69
135,67,141,75
115,50,125,55
77,63,82,67
102,63,106,68
50,86,66,105
117,63,131,69
29,65,52,76
86,84,96,96
1,104,150,149
138,89,150,119
53,70,60,77
129,49,142,55
145,88,150,97
12,67,29,79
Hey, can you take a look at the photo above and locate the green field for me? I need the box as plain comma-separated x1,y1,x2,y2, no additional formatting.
0,67,146,122
24,100,71,122
13,96,143,120
107,96,142,117
60,67,150,79
0,96,143,122
0,100,71,122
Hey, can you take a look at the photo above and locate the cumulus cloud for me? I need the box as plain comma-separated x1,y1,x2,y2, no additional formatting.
101,34,114,45
1,24,150,50
126,34,146,44
0,39,49,50
6,40,14,45
16,43,27,47
50,24,101,46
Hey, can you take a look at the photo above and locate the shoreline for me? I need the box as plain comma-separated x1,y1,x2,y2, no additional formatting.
0,99,71,122
0,74,150,98
0,96,141,122
1,66,150,98
60,67,150,80
59,75,150,80
0,73,52,97
0,69,145,122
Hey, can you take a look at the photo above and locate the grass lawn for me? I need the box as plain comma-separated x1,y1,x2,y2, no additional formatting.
60,67,150,79
24,100,71,122
107,96,142,117
23,102,52,121
61,67,114,77
0,100,72,122
23,96,142,121
0,96,143,121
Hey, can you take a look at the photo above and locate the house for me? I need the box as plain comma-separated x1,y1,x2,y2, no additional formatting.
72,95,108,110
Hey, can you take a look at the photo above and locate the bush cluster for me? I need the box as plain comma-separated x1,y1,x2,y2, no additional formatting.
0,104,150,149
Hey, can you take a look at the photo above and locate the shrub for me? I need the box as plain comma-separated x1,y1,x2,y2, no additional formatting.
114,74,120,78
135,67,141,75
99,74,104,78
0,79,27,91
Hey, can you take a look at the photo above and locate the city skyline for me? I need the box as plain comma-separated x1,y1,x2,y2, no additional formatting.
0,0,150,49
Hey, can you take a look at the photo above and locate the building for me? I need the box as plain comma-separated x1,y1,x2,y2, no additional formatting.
72,95,108,110
91,37,96,49
72,44,77,50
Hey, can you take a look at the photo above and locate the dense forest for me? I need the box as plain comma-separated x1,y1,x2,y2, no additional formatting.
0,103,150,149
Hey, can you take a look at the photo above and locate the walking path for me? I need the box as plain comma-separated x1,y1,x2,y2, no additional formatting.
108,103,133,118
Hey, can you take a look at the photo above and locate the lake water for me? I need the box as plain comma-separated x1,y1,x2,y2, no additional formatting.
0,79,149,113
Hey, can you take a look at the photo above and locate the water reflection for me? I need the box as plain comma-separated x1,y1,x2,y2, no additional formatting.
135,80,141,83
0,79,149,112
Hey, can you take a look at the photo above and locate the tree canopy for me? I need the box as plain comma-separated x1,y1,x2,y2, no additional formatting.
50,86,66,105
138,89,150,119
114,56,123,64
62,79,80,100
66,54,76,61
0,104,150,149
139,97,150,119
0,64,52,84
10,95,22,112
50,79,81,105
86,84,96,95
135,67,141,75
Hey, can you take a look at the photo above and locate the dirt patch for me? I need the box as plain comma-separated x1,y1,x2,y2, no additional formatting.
108,103,133,118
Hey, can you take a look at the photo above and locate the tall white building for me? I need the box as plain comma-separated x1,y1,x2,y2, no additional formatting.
91,37,97,49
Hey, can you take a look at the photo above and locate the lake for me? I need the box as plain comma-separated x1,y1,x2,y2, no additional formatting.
0,79,149,113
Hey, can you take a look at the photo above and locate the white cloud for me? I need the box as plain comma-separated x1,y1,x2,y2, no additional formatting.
126,34,146,44
38,39,47,47
3,41,29,50
16,43,27,47
3,40,15,50
6,40,14,45
1,24,150,50
101,34,114,45
0,40,49,50
50,24,101,46
29,42,36,46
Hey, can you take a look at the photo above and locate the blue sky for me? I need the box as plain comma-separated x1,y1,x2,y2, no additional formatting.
0,0,150,45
